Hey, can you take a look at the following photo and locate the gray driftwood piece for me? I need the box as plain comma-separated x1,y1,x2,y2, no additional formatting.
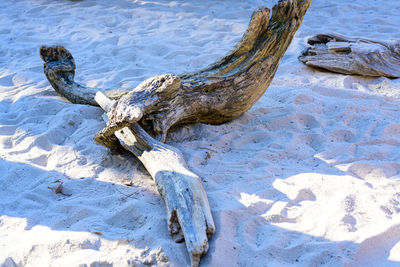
299,33,400,78
39,0,310,265
95,92,215,267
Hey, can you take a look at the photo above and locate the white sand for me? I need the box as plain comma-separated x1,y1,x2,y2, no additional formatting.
1,0,400,266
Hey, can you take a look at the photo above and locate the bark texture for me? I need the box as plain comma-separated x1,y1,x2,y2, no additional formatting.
299,33,400,77
39,1,311,265
39,46,130,105
95,92,215,267
40,0,310,145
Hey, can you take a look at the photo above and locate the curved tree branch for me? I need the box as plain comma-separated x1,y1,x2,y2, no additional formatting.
40,0,311,144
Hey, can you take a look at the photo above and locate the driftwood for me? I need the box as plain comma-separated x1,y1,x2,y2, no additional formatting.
95,92,215,267
39,0,310,265
40,0,310,144
299,33,400,78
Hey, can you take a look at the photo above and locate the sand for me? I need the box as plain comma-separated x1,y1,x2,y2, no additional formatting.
1,0,400,266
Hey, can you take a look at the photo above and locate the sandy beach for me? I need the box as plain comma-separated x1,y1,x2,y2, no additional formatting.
1,0,400,266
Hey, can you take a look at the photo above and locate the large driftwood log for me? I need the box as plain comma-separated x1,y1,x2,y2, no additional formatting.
299,33,400,77
40,0,310,145
95,92,215,267
39,0,310,265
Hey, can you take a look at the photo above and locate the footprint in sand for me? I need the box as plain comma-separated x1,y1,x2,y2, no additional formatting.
105,203,149,231
240,216,274,250
267,113,320,132
288,133,325,154
341,194,358,232
327,129,356,143
238,188,316,251
380,193,400,219
348,162,398,183
342,214,357,232
293,94,314,105
263,188,316,223
51,206,97,230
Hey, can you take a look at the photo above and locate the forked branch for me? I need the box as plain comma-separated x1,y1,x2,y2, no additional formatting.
40,0,311,144
95,92,215,267
39,1,311,265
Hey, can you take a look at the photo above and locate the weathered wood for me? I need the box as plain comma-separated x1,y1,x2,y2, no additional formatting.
40,0,310,144
299,33,400,77
39,46,130,105
39,1,311,264
95,92,215,267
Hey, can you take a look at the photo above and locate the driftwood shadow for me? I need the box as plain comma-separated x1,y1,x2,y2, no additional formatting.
2,156,400,266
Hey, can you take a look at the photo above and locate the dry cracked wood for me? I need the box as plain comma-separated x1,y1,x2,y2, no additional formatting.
95,92,215,267
39,46,130,105
40,0,310,145
299,33,400,78
39,0,310,265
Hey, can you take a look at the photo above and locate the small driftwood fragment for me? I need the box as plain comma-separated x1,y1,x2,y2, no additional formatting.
95,92,215,267
299,33,400,77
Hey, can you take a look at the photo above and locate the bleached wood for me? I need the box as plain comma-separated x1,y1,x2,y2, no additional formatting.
299,33,400,77
39,1,311,265
95,92,215,267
